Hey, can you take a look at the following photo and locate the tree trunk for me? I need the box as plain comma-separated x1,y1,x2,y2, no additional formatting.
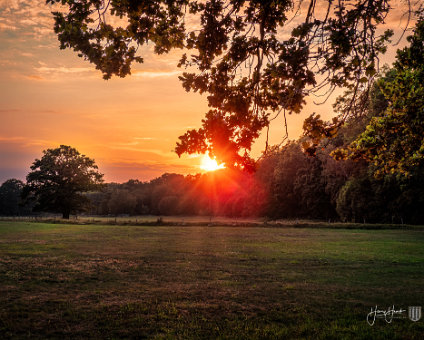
62,211,70,219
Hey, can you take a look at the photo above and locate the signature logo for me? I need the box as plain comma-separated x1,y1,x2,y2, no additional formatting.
408,306,422,322
367,306,406,326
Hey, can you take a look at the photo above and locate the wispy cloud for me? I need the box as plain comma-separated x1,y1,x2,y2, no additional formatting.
132,70,181,78
0,136,25,142
134,137,156,140
24,74,43,80
0,22,17,31
36,66,93,74
0,135,57,148
107,145,174,158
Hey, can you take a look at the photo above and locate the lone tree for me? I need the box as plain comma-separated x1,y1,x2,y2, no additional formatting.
24,145,104,219
47,0,421,169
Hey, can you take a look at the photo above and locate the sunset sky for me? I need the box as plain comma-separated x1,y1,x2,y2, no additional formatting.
0,0,414,183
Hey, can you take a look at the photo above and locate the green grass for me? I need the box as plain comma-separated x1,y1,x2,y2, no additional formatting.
3,215,424,230
0,221,423,339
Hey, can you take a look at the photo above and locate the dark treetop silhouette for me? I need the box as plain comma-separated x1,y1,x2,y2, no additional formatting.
23,145,104,219
46,0,420,169
0,179,27,216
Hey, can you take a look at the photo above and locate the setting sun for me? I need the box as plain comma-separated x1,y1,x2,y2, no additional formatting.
200,154,225,172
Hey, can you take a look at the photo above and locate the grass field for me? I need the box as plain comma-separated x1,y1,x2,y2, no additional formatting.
0,222,423,339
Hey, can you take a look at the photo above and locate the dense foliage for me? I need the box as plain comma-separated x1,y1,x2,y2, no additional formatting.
23,145,104,219
334,17,424,178
0,179,32,216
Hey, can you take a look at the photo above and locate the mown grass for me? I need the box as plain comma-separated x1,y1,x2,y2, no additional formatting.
3,215,424,230
0,221,423,339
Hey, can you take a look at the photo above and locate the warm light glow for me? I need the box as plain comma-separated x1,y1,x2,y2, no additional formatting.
200,154,225,171
0,1,411,183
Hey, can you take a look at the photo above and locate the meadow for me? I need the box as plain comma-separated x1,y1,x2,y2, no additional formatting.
0,221,423,339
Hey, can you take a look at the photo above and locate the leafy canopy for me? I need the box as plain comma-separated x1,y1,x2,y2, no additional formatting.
332,17,424,177
47,0,409,168
24,145,104,218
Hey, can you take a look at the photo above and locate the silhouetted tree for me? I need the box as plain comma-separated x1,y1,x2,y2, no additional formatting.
47,0,417,167
23,145,104,219
0,179,28,216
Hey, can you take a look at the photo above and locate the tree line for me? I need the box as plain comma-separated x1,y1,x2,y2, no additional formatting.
1,120,423,224
1,76,424,222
